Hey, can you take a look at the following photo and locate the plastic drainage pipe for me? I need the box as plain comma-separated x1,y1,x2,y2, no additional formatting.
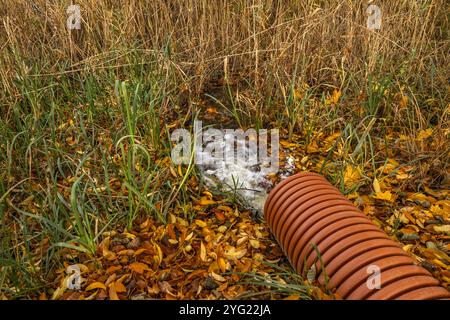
264,172,450,300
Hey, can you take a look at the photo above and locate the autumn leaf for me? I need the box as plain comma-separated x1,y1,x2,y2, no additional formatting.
134,248,147,256
195,219,207,228
373,177,381,193
430,205,445,215
280,140,297,148
408,193,434,203
199,241,207,262
417,128,433,140
202,190,213,198
249,239,260,249
396,173,410,180
223,247,247,260
123,232,136,239
51,286,66,300
293,89,304,100
85,282,107,291
218,257,228,273
106,265,122,274
128,262,150,274
158,281,176,296
373,191,394,202
169,165,178,178
154,243,163,264
433,225,450,233
198,197,216,206
402,244,414,252
424,187,442,198
217,205,233,213
306,140,320,154
108,283,120,300
114,281,127,293
206,107,218,114
214,211,226,221
98,236,116,261
326,89,342,105
210,271,226,282
344,165,361,186
65,136,77,146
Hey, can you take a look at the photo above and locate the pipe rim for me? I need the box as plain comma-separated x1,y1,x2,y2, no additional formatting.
263,172,326,217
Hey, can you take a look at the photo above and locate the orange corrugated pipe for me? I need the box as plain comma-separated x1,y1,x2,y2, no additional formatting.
264,172,450,300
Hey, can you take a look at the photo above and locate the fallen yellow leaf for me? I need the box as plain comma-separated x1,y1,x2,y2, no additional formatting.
249,239,260,249
109,283,120,300
433,225,450,233
373,191,393,202
224,248,247,260
195,219,207,228
373,177,381,193
344,165,361,185
200,241,207,262
134,248,147,256
85,282,107,291
396,173,410,180
198,197,216,206
306,140,320,154
280,140,297,148
218,257,228,273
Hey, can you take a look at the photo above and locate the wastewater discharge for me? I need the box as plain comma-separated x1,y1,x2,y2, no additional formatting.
196,131,295,216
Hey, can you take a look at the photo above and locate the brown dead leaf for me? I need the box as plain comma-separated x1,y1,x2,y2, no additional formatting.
128,262,150,274
106,265,122,274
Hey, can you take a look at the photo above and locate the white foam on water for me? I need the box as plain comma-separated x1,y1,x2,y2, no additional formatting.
196,131,294,215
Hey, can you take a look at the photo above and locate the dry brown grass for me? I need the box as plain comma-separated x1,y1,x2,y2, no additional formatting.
1,0,448,89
